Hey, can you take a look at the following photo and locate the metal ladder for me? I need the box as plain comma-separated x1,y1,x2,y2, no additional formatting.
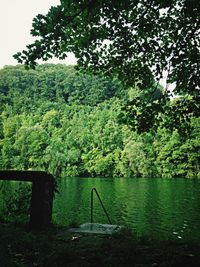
90,187,112,224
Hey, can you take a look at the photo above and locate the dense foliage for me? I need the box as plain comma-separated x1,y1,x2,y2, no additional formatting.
0,64,199,179
14,0,200,130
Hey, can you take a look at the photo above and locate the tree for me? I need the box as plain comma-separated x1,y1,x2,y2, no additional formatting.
14,0,199,91
13,0,200,131
0,64,199,178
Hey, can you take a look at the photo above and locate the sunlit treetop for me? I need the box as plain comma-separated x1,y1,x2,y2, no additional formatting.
14,0,200,132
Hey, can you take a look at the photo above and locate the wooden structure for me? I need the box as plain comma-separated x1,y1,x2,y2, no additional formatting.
0,170,55,230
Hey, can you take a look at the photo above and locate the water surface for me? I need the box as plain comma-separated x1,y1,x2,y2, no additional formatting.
53,177,200,241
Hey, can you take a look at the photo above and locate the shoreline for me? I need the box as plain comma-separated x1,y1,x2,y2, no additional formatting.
1,223,200,267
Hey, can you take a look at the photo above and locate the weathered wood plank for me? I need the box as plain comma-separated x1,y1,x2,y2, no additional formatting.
0,170,54,182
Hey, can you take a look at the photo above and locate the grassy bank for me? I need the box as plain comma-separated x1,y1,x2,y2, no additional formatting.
0,223,200,267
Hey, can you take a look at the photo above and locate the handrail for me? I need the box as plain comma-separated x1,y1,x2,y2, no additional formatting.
91,187,112,224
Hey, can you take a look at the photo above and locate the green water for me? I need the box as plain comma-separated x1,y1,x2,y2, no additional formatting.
53,177,200,241
0,178,200,241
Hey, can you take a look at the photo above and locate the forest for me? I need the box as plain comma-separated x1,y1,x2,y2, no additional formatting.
0,1,200,265
0,64,199,179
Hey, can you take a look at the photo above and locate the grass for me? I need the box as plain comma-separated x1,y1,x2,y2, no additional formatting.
0,223,200,267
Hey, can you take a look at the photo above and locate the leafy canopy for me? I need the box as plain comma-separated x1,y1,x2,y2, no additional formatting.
14,0,199,92
14,0,200,131
0,64,199,178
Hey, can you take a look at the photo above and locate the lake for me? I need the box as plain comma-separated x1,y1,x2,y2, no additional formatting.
53,177,200,241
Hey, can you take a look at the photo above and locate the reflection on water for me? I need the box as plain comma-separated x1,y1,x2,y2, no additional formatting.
53,177,200,241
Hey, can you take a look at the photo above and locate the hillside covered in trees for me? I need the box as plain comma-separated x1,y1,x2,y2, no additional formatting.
0,64,199,179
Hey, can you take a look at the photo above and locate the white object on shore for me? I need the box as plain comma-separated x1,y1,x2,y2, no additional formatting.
68,223,123,235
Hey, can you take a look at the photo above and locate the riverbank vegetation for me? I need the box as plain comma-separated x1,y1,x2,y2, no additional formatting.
0,64,199,179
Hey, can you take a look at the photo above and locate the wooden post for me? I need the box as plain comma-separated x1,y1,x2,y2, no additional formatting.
30,180,54,229
0,170,55,230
